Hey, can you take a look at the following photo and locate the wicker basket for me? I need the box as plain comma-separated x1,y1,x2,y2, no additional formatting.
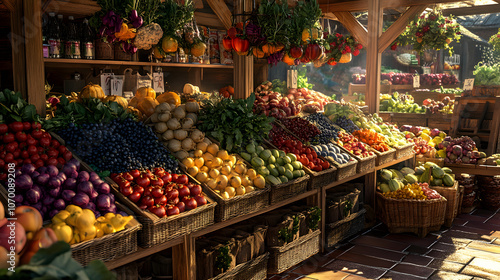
430,182,460,227
210,252,269,280
267,230,321,274
373,148,396,166
269,175,310,204
353,153,376,173
416,156,444,167
329,159,358,181
394,143,415,159
325,208,365,248
72,203,142,265
376,192,446,237
471,85,500,97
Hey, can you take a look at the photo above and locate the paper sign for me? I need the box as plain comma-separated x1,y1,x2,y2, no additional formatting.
153,72,165,93
413,75,420,88
110,75,124,96
137,75,152,90
100,73,114,96
287,70,297,89
463,78,474,91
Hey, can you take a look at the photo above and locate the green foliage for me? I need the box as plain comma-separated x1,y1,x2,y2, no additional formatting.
214,244,231,272
278,215,300,243
198,93,274,152
0,242,115,280
271,79,286,94
473,63,500,86
297,66,314,89
0,89,41,124
157,0,194,37
289,0,322,46
42,96,137,131
257,0,292,44
307,206,321,230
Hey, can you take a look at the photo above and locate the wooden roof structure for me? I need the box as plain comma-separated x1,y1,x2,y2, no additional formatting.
2,0,500,114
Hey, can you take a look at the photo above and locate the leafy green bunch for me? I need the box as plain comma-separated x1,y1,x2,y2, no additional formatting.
257,0,292,45
198,93,274,152
288,0,322,47
0,89,40,124
473,62,500,86
42,96,137,131
488,28,500,57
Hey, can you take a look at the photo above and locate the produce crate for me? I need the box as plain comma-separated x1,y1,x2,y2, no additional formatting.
72,202,142,266
325,208,366,248
376,192,447,237
430,182,460,227
267,230,321,274
470,85,500,97
327,158,358,181
394,142,415,160
209,252,269,280
265,129,338,190
372,148,396,166
416,156,444,167
104,176,216,248
336,144,376,174
269,174,310,204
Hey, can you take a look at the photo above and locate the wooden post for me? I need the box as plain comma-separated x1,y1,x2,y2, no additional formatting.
233,0,253,99
10,0,27,97
173,234,196,280
24,0,46,115
366,0,383,114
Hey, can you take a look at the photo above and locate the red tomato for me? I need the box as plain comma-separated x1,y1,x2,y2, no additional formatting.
120,186,133,196
58,146,67,154
194,195,207,206
19,142,26,150
4,153,14,163
31,122,42,130
130,169,140,178
50,139,60,149
46,158,58,166
40,154,49,161
3,133,15,143
162,173,172,183
22,122,31,131
63,151,72,161
148,205,166,218
31,129,43,139
166,205,180,216
133,186,144,195
34,159,44,168
39,137,50,147
321,161,330,170
0,124,8,134
12,150,20,159
151,187,164,198
46,148,59,158
20,150,30,159
176,202,186,213
10,122,24,132
299,157,309,166
6,142,18,153
154,195,168,206
23,159,32,165
15,132,27,142
128,192,141,203
30,154,40,162
232,37,250,53
135,175,150,187
290,45,303,59
227,27,238,39
222,36,233,50
26,138,37,146
306,154,313,161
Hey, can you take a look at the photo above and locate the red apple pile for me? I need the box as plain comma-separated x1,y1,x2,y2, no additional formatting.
253,91,300,119
287,88,331,113
411,137,433,156
279,118,320,142
337,131,374,158
420,74,459,86
111,168,208,218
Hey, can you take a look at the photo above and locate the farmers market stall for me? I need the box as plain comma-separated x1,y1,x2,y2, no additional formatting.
3,0,500,280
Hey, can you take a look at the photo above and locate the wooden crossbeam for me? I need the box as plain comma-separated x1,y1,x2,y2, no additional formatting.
194,12,225,29
442,4,500,16
206,0,232,30
3,0,14,11
332,11,368,46
378,5,427,52
320,0,458,13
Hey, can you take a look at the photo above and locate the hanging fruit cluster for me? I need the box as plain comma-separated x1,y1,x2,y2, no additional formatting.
224,0,362,67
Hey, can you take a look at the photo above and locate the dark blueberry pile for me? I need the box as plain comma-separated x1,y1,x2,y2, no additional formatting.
304,113,339,145
334,116,360,134
58,118,178,173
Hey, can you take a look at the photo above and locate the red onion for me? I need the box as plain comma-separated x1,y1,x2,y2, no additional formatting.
63,178,77,190
36,173,50,186
67,158,80,170
48,209,59,219
13,194,23,204
96,194,111,211
46,165,59,177
48,177,63,189
77,171,90,182
21,163,36,175
96,182,110,194
42,195,55,206
26,188,41,204
15,174,33,190
77,181,94,196
54,199,66,210
72,193,90,208
62,190,76,202
48,186,61,198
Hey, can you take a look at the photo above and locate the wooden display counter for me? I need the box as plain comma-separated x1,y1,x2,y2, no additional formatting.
378,112,453,132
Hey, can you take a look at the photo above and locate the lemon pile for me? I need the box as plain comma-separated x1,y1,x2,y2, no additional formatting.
383,183,426,200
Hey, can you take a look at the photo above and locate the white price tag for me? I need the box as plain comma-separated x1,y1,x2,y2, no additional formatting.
463,78,474,91
287,70,297,89
100,73,114,95
110,75,124,96
153,72,165,93
413,75,420,88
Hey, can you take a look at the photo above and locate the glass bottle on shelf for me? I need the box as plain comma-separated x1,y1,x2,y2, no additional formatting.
47,13,61,58
42,16,49,58
57,14,66,58
81,19,94,59
65,16,81,59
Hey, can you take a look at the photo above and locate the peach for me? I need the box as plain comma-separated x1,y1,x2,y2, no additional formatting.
15,206,43,233
0,202,4,220
21,228,58,264
0,221,26,254
0,246,18,269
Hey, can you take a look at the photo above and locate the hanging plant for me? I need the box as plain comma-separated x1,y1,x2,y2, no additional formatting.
182,19,207,57
488,28,500,57
257,0,291,57
392,8,461,55
325,33,362,65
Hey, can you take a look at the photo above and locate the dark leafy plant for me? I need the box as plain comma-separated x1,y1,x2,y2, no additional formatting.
0,89,41,124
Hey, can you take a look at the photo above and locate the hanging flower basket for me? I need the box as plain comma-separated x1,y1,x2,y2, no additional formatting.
339,53,352,63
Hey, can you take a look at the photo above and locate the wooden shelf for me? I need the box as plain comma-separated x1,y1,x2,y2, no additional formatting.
43,58,234,69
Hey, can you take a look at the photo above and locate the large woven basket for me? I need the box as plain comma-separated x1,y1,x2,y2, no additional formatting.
352,153,376,173
71,203,142,265
394,143,415,159
267,230,321,274
210,253,270,280
431,182,461,227
330,159,358,181
373,148,396,166
269,175,310,204
325,208,366,248
376,192,447,237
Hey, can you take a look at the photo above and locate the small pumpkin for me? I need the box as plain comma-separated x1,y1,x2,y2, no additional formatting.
137,97,159,117
339,53,352,64
129,97,139,108
135,87,156,99
104,95,128,108
156,91,181,106
79,83,105,100
190,42,207,57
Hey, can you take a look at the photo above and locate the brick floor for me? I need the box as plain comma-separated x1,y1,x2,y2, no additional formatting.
267,208,500,280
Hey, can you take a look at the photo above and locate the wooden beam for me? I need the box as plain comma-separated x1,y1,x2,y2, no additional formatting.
378,5,427,52
194,12,225,29
320,0,459,13
443,4,500,16
332,11,368,46
206,0,232,30
2,0,14,11
366,0,383,114
45,0,100,18
10,0,26,97
24,0,46,115
322,13,338,21
233,0,253,99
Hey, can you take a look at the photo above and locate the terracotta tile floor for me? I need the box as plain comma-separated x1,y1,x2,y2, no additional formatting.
266,208,500,280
